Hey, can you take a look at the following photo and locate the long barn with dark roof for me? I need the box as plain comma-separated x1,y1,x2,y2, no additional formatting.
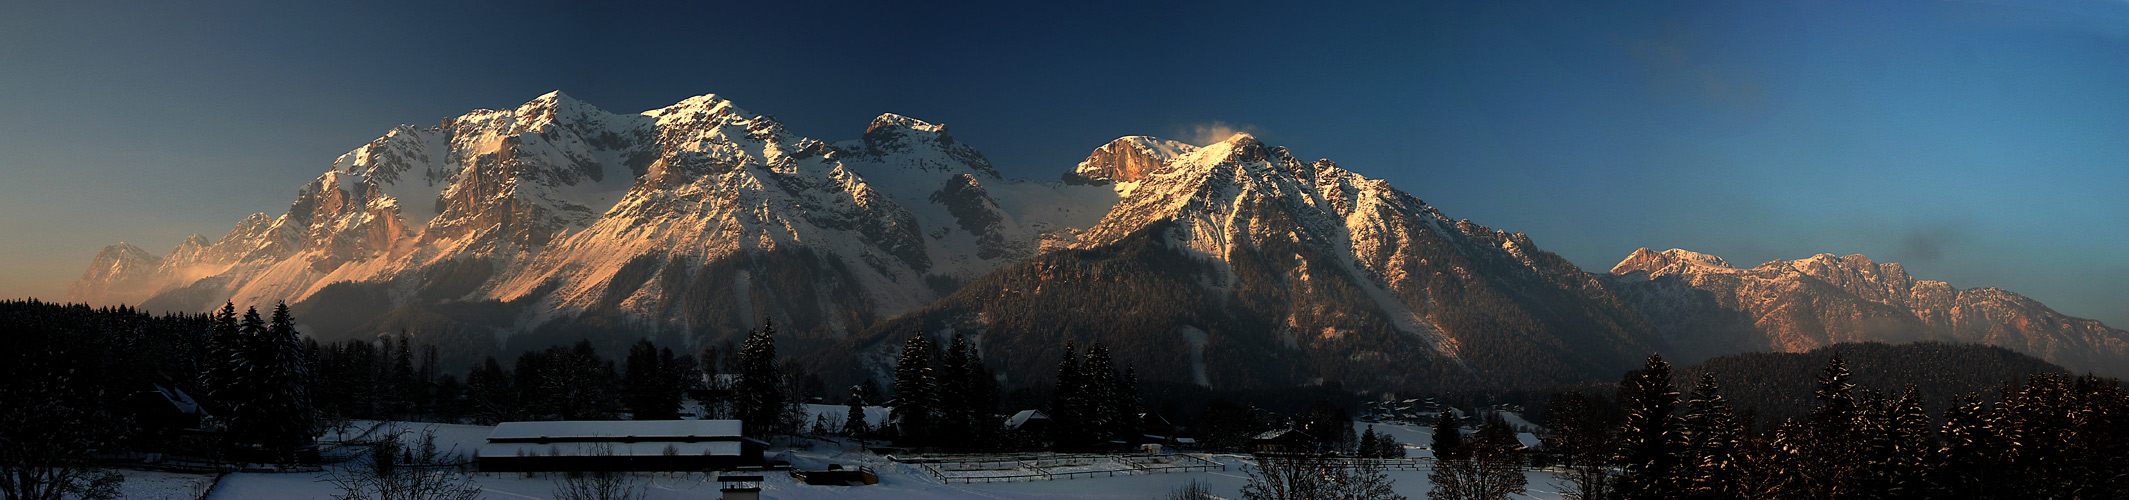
476,420,766,472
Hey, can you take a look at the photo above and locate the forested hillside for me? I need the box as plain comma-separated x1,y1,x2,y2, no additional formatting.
1679,341,2066,424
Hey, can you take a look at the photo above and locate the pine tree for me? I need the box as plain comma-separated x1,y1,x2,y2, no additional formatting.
1885,385,1937,497
965,350,1003,452
891,334,936,444
201,302,240,413
1802,354,1861,498
465,356,515,424
389,331,415,418
735,319,786,435
1614,354,1682,500
1937,392,1992,497
1360,426,1383,458
1477,413,1522,457
1680,374,1744,500
1432,409,1467,461
1121,365,1144,438
843,385,870,440
1050,342,1084,446
938,334,973,449
622,339,681,420
1081,342,1123,443
222,303,315,464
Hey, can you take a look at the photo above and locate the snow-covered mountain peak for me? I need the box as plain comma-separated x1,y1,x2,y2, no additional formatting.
1069,136,1197,186
97,242,154,262
866,113,946,135
1211,131,1257,146
833,113,997,185
1610,247,1734,276
64,242,163,306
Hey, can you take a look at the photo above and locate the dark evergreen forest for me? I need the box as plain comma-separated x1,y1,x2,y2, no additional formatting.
6,299,2123,500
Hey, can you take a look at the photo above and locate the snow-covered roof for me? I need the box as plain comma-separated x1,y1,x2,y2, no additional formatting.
477,441,742,458
1516,432,1543,450
1005,410,1049,429
1253,428,1309,441
153,384,205,416
486,420,742,442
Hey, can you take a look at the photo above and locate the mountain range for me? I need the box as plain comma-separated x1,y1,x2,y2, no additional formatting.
66,92,2129,391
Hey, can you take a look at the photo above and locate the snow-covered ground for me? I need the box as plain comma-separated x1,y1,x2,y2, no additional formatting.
114,469,217,500
122,418,1567,499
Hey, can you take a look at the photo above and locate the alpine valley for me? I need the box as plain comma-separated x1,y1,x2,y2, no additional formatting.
66,92,2129,391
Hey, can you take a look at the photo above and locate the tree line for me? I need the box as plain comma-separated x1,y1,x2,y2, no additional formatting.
1539,354,2129,500
0,300,317,498
875,334,1155,451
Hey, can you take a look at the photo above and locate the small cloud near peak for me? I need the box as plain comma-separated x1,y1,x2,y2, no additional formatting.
1182,121,1262,147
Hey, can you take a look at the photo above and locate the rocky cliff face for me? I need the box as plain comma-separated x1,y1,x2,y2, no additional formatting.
68,92,1119,356
67,91,2122,390
828,133,1658,391
1609,248,2129,375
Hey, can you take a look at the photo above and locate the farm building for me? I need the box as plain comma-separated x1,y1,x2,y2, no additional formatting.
476,420,767,472
1251,428,1316,454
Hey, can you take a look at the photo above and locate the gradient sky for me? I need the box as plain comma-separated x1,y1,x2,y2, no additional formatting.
3,0,2125,327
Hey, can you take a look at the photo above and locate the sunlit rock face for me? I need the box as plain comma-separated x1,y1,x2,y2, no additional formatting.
69,91,2123,390
1609,248,2129,375
67,92,1118,355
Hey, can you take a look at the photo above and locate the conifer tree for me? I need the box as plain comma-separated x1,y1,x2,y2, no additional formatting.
1050,342,1084,445
965,349,1003,452
623,339,683,420
1360,426,1382,458
202,302,241,411
891,334,936,444
1886,385,1937,497
1802,354,1862,496
222,303,315,464
1848,390,1900,498
224,307,269,452
1432,409,1467,461
389,331,416,417
735,319,786,435
1121,365,1144,437
843,385,870,440
465,356,515,424
1680,374,1744,500
1937,392,1992,496
1081,342,1123,443
938,334,973,449
1614,354,1682,500
1474,413,1521,458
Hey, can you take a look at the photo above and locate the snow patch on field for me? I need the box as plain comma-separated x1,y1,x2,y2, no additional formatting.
183,418,1569,499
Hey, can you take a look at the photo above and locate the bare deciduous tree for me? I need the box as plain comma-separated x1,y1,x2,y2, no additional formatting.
323,427,481,500
552,470,646,500
550,443,646,500
0,373,125,500
1242,454,1407,500
1165,479,1216,500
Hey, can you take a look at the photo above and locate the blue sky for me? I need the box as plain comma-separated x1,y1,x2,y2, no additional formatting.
3,0,2125,327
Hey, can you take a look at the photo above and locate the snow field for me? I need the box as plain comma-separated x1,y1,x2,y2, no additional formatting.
174,417,1569,499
